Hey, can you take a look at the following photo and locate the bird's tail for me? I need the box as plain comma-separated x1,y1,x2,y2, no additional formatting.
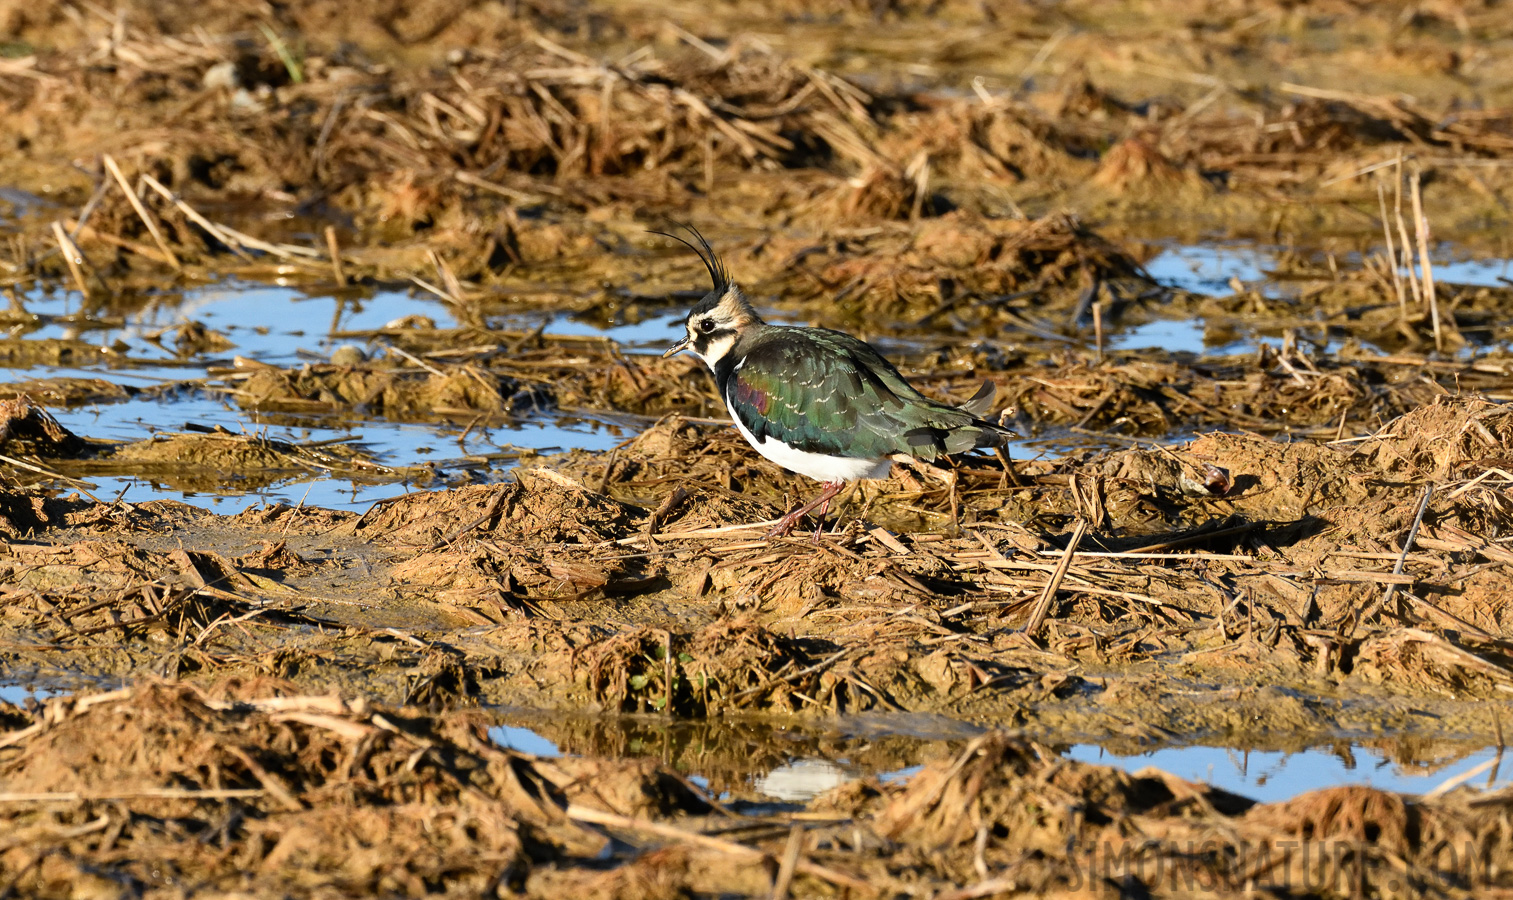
958,380,997,417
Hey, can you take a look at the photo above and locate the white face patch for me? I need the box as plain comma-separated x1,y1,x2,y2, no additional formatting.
692,329,738,369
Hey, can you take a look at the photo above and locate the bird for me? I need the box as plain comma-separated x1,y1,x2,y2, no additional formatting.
659,226,1014,540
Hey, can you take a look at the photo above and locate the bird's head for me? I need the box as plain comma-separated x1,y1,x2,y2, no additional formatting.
658,226,762,369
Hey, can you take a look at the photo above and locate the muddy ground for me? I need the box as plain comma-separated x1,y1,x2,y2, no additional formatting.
4,1,1513,897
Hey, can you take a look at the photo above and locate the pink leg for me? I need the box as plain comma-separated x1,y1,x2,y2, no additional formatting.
767,481,845,540
810,491,839,543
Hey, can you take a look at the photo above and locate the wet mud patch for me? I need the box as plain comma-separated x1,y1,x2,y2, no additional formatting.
220,359,525,420
743,211,1167,328
3,1,1513,894
0,681,629,897
0,396,428,494
166,306,1513,457
345,474,646,547
2,683,1508,897
1,397,1510,738
0,377,138,407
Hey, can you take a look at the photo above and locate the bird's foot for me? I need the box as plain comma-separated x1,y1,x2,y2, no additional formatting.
765,510,806,539
766,481,845,542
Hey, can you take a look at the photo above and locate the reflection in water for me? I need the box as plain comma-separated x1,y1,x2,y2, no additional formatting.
486,725,563,758
486,710,1507,805
0,683,57,707
1143,244,1271,294
485,710,961,801
1068,741,1505,804
9,242,1513,512
2,679,1502,805
756,759,854,802
9,282,627,512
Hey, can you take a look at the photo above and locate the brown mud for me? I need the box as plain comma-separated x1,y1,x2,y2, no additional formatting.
4,397,1513,894
5,681,1508,899
4,0,1513,896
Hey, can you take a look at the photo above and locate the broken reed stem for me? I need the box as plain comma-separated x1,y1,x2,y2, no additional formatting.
1392,160,1424,309
423,485,508,551
409,275,456,305
428,248,466,302
102,154,181,270
0,788,264,803
1354,484,1433,632
0,451,100,499
1092,300,1104,365
69,174,112,241
1376,178,1405,314
1024,518,1088,638
137,175,317,265
50,220,93,298
139,173,250,260
732,648,849,702
770,824,805,900
1408,168,1442,352
386,343,446,377
324,225,347,286
662,629,673,715
565,805,869,892
1427,757,1504,801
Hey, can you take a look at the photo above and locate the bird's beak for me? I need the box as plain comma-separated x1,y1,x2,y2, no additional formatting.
663,336,690,359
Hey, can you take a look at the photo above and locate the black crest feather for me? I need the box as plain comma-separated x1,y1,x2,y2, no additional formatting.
650,224,729,293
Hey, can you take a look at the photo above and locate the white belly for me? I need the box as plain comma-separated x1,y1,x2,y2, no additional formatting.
725,394,892,484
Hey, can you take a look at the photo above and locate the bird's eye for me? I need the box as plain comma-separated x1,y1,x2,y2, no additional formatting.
698,318,716,334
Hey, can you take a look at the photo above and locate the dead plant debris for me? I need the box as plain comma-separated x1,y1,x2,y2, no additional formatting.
5,3,1513,895
1,683,1507,898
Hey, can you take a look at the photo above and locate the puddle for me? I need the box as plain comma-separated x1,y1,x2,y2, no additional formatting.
1144,244,1271,294
0,672,122,707
0,682,58,706
1109,317,1211,355
1144,242,1513,295
482,716,1505,805
755,759,853,801
1070,742,1507,803
1139,244,1513,360
1412,254,1513,288
486,724,564,758
15,282,461,365
4,282,630,511
47,397,624,512
493,310,685,354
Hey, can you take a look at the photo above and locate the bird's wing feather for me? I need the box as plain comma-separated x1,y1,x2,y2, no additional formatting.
726,328,1008,461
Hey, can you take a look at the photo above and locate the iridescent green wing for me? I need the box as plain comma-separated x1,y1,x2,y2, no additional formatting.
725,328,983,460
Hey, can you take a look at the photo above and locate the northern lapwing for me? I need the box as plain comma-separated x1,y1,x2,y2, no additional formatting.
659,227,1014,540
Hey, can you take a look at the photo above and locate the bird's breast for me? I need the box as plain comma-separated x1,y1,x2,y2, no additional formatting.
731,375,769,416
723,388,890,484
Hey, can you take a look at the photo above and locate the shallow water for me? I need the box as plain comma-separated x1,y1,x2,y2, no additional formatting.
12,282,629,510
11,242,1512,515
1067,742,1504,804
6,244,1513,797
485,716,1506,805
